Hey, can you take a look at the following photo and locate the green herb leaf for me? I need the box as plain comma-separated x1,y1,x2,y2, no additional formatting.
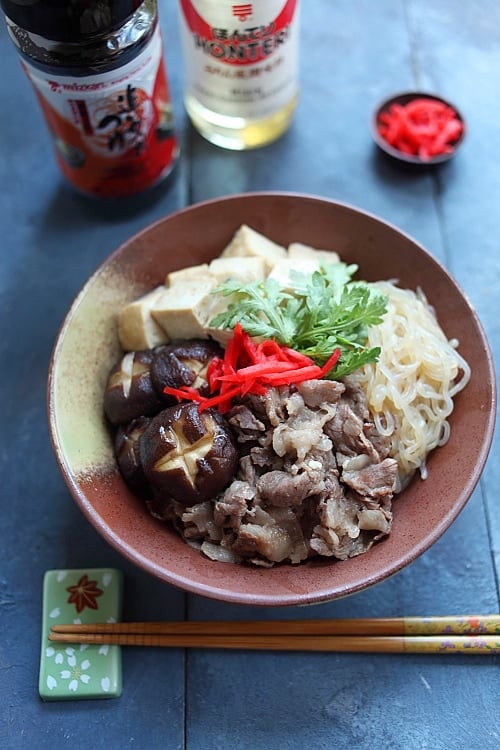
210,262,388,378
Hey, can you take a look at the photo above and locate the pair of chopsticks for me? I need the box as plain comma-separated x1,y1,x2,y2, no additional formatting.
48,615,500,655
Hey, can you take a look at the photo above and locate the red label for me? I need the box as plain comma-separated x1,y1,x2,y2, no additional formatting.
179,0,297,66
22,30,178,198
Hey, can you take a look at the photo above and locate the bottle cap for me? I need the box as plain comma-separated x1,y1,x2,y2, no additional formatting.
1,0,143,42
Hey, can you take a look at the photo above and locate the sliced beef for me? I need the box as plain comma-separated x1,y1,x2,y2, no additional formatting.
341,376,371,421
325,401,380,464
256,469,324,507
357,507,392,535
341,457,398,498
365,426,392,461
238,454,259,485
272,399,337,462
249,445,284,471
181,501,220,541
233,523,291,563
228,404,266,441
135,371,397,566
233,507,308,564
213,480,253,528
245,386,290,426
297,378,345,408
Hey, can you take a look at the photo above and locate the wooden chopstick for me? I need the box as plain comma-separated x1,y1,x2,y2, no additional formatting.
47,631,500,654
48,616,500,654
50,614,500,637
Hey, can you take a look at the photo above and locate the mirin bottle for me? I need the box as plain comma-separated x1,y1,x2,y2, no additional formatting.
177,0,300,150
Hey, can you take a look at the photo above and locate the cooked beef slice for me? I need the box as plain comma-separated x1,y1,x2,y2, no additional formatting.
256,469,325,507
165,379,398,566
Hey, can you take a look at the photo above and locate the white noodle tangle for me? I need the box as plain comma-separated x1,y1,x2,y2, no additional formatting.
351,281,470,489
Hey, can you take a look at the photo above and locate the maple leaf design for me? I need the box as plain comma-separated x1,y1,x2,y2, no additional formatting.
66,574,103,613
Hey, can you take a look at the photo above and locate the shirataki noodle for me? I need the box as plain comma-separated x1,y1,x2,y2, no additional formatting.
352,281,471,489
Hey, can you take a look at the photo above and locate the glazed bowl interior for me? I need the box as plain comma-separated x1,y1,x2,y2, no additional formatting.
47,192,495,606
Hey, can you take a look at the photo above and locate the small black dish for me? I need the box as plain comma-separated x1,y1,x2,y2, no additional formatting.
372,91,466,165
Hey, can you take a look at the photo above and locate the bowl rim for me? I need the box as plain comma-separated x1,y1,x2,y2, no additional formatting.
371,90,466,165
47,191,496,606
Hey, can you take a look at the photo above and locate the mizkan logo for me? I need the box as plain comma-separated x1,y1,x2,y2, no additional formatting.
179,0,297,65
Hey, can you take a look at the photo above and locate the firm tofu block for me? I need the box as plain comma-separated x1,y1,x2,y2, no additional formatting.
151,278,216,339
267,257,323,287
118,285,169,351
166,263,211,287
203,324,235,347
200,291,238,346
208,256,267,284
220,224,287,272
287,242,340,265
39,568,123,701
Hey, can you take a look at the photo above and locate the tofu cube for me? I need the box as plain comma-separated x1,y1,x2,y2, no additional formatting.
166,263,211,287
208,256,267,285
151,278,217,340
267,257,321,288
118,285,170,351
287,242,340,265
220,224,287,272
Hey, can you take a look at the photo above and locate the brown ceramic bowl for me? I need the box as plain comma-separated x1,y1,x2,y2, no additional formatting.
47,192,495,606
372,91,466,165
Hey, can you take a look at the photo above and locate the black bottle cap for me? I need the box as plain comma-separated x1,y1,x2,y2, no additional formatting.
1,0,143,42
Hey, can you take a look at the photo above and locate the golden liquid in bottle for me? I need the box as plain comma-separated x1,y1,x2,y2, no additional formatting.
178,0,300,151
185,91,299,150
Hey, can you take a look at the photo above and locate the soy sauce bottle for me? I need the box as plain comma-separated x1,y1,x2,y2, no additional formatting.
1,0,179,198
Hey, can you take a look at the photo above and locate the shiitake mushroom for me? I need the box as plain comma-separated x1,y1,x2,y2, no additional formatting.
139,402,238,506
108,339,237,510
114,416,151,494
105,340,224,426
104,350,162,425
151,339,223,399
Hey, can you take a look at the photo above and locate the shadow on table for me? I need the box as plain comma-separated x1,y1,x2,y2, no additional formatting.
369,145,459,190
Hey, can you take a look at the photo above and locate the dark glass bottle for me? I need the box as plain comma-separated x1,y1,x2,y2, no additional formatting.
1,0,179,197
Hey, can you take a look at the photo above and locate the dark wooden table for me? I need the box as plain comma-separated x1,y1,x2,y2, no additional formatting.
1,2,499,748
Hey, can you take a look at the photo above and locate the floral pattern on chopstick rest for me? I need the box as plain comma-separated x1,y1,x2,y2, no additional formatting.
39,568,123,701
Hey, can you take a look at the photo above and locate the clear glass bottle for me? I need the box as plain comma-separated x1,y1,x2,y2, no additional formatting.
177,0,300,150
1,0,179,198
